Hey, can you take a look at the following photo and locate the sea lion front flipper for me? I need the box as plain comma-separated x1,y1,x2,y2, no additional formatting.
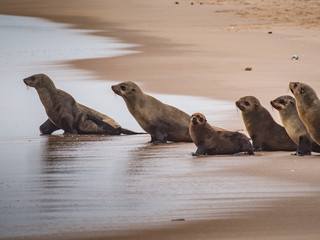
296,136,312,156
192,145,207,156
87,115,121,135
40,119,60,135
252,136,264,151
150,123,168,144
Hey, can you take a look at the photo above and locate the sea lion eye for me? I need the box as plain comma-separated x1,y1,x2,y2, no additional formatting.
199,117,203,122
300,88,305,94
30,76,36,81
120,85,126,91
279,99,285,105
244,101,250,106
294,83,298,89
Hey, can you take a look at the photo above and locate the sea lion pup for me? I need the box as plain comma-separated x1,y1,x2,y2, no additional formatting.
23,74,138,135
235,96,297,151
271,95,320,155
111,81,192,143
290,82,320,146
189,113,254,156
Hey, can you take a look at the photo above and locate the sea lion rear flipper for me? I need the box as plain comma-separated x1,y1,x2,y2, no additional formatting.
40,119,60,135
87,115,121,135
120,128,145,135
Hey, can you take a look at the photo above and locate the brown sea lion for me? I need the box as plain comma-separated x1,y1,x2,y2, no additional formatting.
271,95,320,156
189,113,254,156
289,82,320,146
24,74,138,135
111,81,192,143
236,96,297,151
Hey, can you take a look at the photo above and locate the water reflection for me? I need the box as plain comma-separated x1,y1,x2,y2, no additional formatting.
0,134,318,238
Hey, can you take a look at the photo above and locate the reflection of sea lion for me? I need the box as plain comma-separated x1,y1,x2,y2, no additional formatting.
236,96,297,151
189,113,254,156
111,81,192,143
271,95,320,155
24,74,138,135
290,82,320,146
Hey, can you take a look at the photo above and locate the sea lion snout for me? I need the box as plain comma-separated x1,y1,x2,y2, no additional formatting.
23,78,29,85
111,85,121,95
192,117,198,125
235,100,245,111
270,100,282,110
289,82,299,94
23,75,36,87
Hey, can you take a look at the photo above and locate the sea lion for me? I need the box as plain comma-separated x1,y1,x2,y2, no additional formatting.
24,73,138,135
289,82,320,146
271,95,320,155
189,113,254,156
111,81,192,143
236,96,297,151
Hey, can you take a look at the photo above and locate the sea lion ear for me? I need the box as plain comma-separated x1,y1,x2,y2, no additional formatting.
300,88,305,94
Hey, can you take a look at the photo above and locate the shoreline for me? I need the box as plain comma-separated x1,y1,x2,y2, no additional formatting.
1,0,320,107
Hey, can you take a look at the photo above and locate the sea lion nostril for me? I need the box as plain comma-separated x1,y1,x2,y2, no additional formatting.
192,117,198,125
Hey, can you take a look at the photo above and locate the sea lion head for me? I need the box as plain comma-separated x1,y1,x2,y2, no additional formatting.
191,113,207,126
270,95,295,111
289,82,319,107
23,74,55,90
236,96,260,113
111,81,142,100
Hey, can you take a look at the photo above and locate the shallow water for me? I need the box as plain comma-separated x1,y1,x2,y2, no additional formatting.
1,134,317,237
0,15,318,238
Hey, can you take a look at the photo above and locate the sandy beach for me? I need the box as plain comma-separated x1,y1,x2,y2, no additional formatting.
1,0,320,239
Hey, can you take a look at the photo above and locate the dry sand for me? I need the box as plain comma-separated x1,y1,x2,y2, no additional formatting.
1,0,320,239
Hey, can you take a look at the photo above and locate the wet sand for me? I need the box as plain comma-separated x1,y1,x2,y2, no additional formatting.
1,0,320,239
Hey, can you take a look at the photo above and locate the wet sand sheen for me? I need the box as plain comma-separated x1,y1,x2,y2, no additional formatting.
1,134,318,238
